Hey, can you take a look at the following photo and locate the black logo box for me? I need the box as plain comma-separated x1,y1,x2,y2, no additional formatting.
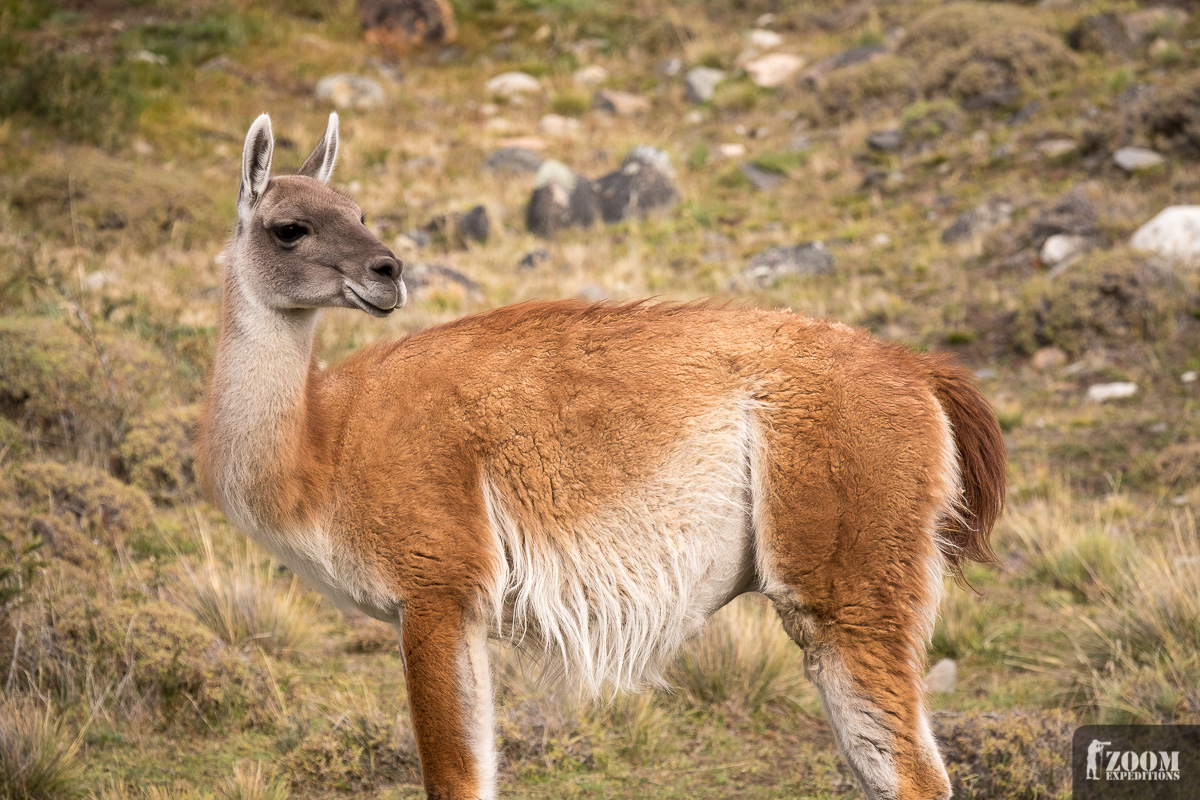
1074,726,1200,800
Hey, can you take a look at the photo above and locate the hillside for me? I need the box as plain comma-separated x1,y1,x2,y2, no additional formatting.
1,1,1198,798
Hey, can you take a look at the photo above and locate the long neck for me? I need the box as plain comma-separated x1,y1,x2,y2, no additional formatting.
197,253,333,532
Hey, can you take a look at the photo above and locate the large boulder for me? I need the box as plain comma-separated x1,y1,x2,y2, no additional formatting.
594,147,680,224
526,160,599,237
360,0,457,50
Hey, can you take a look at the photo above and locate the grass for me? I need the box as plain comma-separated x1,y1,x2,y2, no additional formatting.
671,595,809,714
0,0,1198,794
0,699,86,800
179,525,319,658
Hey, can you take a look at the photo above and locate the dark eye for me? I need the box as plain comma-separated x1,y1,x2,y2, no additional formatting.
360,214,367,226
274,224,308,244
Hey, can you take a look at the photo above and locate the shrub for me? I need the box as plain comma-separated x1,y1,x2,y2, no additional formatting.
0,698,86,800
278,703,418,794
179,531,318,658
934,710,1073,799
14,461,152,546
818,56,919,122
48,594,262,727
1013,252,1181,357
922,30,1076,108
216,762,290,800
671,595,806,713
116,405,199,504
898,3,1044,64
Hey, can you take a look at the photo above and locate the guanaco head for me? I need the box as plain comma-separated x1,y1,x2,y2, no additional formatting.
231,112,405,317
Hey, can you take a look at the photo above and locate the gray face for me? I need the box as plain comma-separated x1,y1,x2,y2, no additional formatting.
238,175,404,317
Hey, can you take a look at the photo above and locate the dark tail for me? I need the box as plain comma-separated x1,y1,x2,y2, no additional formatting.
926,356,1007,582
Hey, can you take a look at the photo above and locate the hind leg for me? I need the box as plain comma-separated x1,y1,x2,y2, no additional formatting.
770,547,951,800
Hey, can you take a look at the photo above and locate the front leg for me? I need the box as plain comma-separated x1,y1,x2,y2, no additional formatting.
399,600,496,800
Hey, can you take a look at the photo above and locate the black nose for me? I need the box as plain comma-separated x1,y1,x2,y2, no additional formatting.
369,255,402,280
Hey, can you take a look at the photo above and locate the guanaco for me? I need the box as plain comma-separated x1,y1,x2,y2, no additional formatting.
196,113,1006,800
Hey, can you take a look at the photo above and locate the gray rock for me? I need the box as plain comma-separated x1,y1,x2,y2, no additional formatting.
801,46,886,88
685,67,726,103
315,73,385,111
423,205,489,247
1028,190,1102,252
484,71,542,99
866,130,903,153
743,52,805,88
740,162,784,191
1039,233,1090,266
526,160,599,237
1130,205,1200,263
592,89,650,116
1113,146,1166,173
924,659,956,694
518,248,549,270
595,147,680,223
402,228,433,249
484,147,543,174
658,57,683,77
941,200,1013,244
733,242,835,289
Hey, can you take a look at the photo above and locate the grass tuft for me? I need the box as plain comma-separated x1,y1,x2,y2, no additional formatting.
0,698,86,800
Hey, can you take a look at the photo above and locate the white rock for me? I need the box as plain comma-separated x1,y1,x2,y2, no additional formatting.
84,271,113,291
746,29,784,51
485,71,543,98
537,113,580,138
924,659,956,694
1113,146,1165,173
718,142,747,158
685,67,726,103
743,53,806,88
1182,370,1197,383
1040,234,1089,266
1087,382,1139,402
315,73,385,111
1131,206,1200,263
573,65,609,88
131,50,167,66
1038,138,1077,158
684,110,704,124
871,233,891,248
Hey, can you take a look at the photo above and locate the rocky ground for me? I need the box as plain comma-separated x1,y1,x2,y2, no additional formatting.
1,1,1199,798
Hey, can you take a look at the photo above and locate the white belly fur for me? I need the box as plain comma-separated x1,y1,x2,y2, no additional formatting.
483,402,761,696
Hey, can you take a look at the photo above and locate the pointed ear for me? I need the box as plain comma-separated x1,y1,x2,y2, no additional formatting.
239,113,274,218
298,112,339,185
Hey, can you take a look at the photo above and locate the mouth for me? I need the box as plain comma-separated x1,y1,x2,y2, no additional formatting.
343,283,397,318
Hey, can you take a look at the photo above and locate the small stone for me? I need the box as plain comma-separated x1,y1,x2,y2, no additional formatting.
595,147,680,223
83,271,113,292
658,57,683,77
871,233,891,248
1182,370,1198,383
1113,146,1165,173
537,113,581,138
685,67,726,103
732,243,835,290
592,89,650,116
941,200,1013,244
456,205,489,244
746,29,783,51
518,249,549,270
866,130,903,153
483,146,543,174
1087,382,1139,402
315,73,385,111
743,53,806,88
572,65,609,89
683,110,704,125
497,135,548,151
1039,234,1090,266
924,659,956,694
1032,347,1068,371
484,71,542,99
1038,138,1077,158
801,46,886,88
718,143,747,159
131,50,167,65
1130,206,1200,263
740,162,783,191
